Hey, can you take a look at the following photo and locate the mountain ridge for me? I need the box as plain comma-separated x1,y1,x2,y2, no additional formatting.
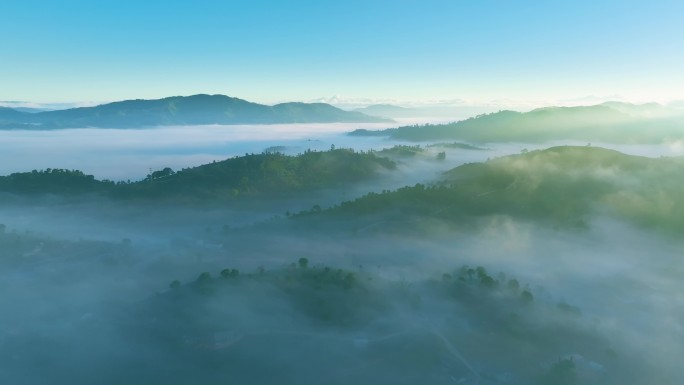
0,94,391,129
349,102,684,143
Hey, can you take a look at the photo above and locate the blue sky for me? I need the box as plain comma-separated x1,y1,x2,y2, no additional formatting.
1,0,682,105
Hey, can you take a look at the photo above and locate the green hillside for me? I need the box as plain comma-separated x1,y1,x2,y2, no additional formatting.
0,148,396,203
350,104,684,143
301,146,684,233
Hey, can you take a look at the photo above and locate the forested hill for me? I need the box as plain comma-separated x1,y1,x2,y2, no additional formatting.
349,103,684,143
0,94,390,129
297,146,684,234
0,148,395,202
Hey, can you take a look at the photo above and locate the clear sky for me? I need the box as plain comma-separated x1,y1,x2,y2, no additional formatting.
1,0,682,105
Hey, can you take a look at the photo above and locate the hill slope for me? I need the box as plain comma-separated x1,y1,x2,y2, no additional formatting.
297,146,684,234
350,104,684,143
0,148,396,203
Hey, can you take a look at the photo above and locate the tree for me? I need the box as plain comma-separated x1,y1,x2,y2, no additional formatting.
196,272,212,283
479,274,496,288
521,289,534,303
508,279,520,292
298,257,309,269
146,167,174,180
343,272,356,289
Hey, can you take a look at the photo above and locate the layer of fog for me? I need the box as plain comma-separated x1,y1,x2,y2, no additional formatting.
3,122,684,182
1,124,683,383
0,123,397,181
1,214,682,384
3,129,684,245
0,139,526,242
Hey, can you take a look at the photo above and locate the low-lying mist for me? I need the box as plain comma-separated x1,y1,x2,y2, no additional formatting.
1,131,683,384
1,214,682,385
4,121,683,182
0,123,399,181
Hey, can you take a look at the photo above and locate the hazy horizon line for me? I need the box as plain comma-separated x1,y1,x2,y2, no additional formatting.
2,93,684,112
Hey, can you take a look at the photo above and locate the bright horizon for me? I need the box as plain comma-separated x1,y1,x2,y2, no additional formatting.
2,0,683,107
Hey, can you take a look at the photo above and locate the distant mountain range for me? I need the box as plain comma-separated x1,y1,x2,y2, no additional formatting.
350,102,684,143
352,104,419,119
0,94,391,129
353,103,499,120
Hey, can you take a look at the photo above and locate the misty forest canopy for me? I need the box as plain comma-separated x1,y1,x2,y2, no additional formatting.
134,259,610,385
0,94,390,129
2,103,684,384
0,148,396,203
0,220,622,385
350,102,684,143
3,144,684,235
292,146,684,235
2,140,684,384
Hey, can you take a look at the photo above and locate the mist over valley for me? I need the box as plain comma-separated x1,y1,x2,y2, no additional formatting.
1,97,683,384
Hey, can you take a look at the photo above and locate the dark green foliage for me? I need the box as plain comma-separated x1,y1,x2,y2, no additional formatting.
537,357,577,385
220,268,239,279
145,167,175,181
448,265,534,314
143,259,609,385
304,146,684,234
343,272,357,289
0,168,112,195
0,148,396,203
521,290,534,303
196,272,212,283
427,142,487,150
114,148,395,202
376,145,424,158
164,259,380,327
